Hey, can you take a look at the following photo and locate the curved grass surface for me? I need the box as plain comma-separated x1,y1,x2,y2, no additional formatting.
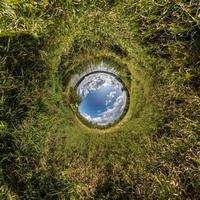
0,1,199,199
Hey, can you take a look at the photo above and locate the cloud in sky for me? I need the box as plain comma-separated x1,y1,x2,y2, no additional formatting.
105,91,117,106
77,73,121,98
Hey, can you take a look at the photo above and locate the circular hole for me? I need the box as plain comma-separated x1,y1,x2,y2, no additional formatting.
75,71,128,127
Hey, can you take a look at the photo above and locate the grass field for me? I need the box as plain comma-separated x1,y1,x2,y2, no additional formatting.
0,0,200,199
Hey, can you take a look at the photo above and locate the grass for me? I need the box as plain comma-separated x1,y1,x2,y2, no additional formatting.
0,0,200,199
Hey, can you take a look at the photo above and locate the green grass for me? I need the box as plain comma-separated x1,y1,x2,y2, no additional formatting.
0,0,200,199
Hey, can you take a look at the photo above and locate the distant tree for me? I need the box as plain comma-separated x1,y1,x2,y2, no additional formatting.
69,87,82,106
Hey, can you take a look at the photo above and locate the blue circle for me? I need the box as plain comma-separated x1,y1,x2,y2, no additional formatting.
76,72,127,126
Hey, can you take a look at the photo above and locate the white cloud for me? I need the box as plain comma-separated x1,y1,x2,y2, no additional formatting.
107,91,116,99
105,91,117,106
77,73,121,97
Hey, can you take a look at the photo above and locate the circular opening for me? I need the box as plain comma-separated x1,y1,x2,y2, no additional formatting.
75,71,128,127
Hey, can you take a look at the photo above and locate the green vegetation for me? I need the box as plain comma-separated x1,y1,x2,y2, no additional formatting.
69,87,82,106
0,0,199,199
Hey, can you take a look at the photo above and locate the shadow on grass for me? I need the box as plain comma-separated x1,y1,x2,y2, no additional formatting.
0,33,47,127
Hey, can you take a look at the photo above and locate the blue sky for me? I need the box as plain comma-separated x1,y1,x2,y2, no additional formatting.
77,72,127,126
